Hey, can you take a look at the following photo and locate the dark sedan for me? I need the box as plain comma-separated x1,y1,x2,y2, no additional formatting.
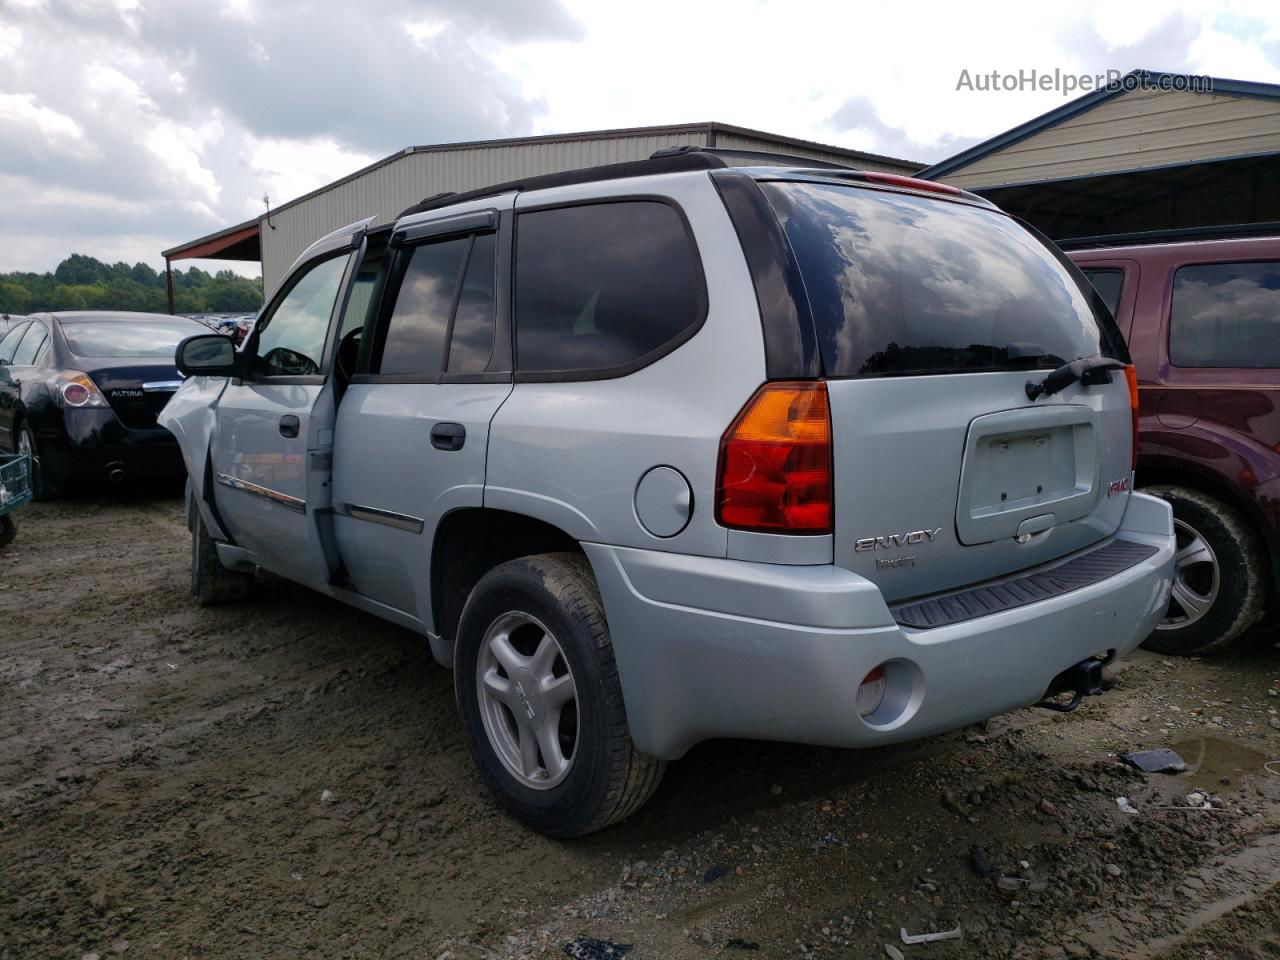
0,312,217,497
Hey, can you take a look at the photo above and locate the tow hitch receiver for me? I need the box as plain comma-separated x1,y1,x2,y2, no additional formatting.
1035,658,1105,713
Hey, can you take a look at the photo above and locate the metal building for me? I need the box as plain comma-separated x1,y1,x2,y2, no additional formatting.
162,121,919,301
920,70,1280,244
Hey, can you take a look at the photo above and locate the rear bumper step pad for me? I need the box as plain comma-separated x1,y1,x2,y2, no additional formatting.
891,539,1159,630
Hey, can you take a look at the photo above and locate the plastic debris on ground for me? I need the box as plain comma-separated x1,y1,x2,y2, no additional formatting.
1120,748,1187,773
901,924,962,944
562,937,632,959
1115,796,1139,815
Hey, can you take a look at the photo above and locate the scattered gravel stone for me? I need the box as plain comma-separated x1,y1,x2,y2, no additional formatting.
563,937,631,959
1104,864,1122,878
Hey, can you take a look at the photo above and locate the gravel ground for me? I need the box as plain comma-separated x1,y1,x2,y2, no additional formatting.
1,489,1278,960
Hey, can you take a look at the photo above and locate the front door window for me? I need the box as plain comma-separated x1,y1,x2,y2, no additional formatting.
253,255,349,377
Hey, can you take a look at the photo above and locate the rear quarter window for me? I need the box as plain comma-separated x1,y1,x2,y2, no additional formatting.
1080,268,1124,321
761,181,1124,377
1169,261,1280,368
514,200,705,377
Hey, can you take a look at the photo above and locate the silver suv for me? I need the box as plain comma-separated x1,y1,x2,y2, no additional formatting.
161,150,1176,837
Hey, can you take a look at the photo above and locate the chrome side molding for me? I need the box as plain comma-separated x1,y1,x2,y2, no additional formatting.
342,503,425,534
215,473,306,514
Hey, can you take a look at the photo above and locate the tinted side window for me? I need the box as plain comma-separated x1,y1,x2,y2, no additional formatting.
0,322,29,362
446,233,497,373
254,254,349,377
378,237,469,376
1170,261,1280,368
515,201,703,374
11,322,47,365
1081,268,1124,320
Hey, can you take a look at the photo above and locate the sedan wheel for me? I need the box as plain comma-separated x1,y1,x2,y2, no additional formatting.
1156,518,1220,630
476,611,579,790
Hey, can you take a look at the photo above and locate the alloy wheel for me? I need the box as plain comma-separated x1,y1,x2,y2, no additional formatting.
475,611,580,790
1156,517,1220,630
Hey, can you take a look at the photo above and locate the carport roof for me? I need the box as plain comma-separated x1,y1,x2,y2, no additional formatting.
162,219,261,262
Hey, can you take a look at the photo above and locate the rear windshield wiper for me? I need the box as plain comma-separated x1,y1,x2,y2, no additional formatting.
1025,355,1126,401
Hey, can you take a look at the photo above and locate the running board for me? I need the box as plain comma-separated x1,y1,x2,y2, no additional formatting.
891,539,1159,630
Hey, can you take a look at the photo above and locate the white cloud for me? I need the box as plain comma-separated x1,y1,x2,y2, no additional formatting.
0,92,84,142
251,136,377,212
0,0,1278,276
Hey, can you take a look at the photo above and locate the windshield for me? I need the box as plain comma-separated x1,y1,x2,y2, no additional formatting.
761,181,1126,377
59,319,207,359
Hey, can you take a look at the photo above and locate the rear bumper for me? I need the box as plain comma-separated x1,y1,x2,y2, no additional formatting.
585,492,1175,760
37,410,183,482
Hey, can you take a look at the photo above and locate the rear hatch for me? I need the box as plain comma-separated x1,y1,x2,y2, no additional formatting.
760,179,1132,602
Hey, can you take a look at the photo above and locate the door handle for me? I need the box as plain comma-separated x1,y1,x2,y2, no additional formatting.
430,422,465,451
279,415,300,439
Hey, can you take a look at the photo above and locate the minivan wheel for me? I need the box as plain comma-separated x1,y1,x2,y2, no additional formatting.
454,553,665,837
1141,485,1267,655
190,486,255,606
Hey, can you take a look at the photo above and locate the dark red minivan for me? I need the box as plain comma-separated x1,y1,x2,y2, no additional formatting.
1069,236,1279,654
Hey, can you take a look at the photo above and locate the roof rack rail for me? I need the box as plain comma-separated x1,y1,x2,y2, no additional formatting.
650,144,854,169
1057,220,1280,250
395,151,728,219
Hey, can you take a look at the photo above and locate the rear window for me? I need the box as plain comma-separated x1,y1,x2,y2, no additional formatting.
61,319,206,358
378,237,469,376
1170,261,1280,368
761,182,1124,377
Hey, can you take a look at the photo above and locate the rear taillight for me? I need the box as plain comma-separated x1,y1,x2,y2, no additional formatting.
49,370,109,408
715,381,832,534
1124,365,1139,471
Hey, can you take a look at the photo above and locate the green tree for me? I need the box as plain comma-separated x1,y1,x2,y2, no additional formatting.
0,254,262,314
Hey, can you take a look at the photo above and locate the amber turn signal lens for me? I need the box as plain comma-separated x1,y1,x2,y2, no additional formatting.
1124,365,1139,471
715,381,833,534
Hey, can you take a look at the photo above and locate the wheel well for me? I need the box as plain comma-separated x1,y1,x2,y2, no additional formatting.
430,508,582,657
1136,463,1278,598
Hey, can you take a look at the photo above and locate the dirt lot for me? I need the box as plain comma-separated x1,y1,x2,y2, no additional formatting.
2,490,1279,960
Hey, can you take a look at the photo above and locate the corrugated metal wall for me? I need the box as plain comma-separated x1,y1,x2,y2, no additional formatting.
713,132,916,173
943,88,1280,189
262,131,706,290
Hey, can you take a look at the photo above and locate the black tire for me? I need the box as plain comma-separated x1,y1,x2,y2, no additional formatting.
190,488,255,606
454,552,665,838
19,422,63,500
0,515,14,549
1141,485,1268,655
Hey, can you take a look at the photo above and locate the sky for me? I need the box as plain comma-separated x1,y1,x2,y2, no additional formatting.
1,0,1279,278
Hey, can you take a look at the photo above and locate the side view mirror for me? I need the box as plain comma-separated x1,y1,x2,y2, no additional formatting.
176,334,241,378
